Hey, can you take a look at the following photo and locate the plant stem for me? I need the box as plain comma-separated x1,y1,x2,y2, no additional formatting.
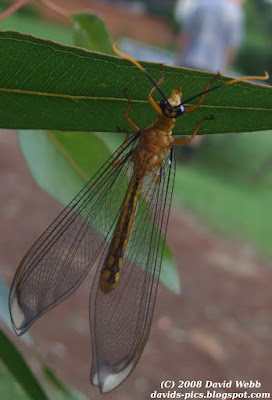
37,0,69,18
0,0,30,21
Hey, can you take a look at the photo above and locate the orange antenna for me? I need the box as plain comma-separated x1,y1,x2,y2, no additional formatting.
182,72,269,105
113,41,169,104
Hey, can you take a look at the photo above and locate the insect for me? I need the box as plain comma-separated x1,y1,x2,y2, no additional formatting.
9,43,268,393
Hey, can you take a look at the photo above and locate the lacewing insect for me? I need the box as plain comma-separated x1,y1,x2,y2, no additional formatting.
9,43,268,393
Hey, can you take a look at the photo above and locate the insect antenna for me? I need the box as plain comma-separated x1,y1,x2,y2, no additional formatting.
113,41,170,104
181,72,269,105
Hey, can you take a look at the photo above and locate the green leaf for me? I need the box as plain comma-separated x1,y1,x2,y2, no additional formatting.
42,364,87,400
19,130,112,205
160,245,181,294
0,329,48,400
0,31,271,134
42,365,71,398
71,12,114,54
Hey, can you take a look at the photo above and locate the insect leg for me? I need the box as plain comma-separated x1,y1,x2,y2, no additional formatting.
174,115,214,145
123,89,140,132
147,64,165,115
112,131,131,167
185,72,221,114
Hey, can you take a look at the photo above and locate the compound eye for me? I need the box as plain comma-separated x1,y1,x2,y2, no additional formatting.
159,99,168,113
176,104,185,117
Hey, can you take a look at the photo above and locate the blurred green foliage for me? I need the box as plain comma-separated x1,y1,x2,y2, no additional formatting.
0,0,40,18
236,0,272,81
0,362,86,400
0,11,73,45
144,0,176,18
175,130,272,259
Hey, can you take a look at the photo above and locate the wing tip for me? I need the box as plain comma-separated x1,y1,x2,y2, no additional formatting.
91,360,136,393
9,290,26,335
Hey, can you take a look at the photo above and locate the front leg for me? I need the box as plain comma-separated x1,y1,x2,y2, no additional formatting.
174,115,214,145
185,72,221,114
147,64,165,115
123,89,140,132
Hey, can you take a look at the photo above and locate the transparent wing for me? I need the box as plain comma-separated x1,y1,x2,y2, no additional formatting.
9,134,139,335
90,149,176,393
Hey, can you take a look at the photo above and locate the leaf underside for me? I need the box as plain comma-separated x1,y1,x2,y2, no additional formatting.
0,31,271,134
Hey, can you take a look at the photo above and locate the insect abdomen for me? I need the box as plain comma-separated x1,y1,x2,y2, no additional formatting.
100,177,142,293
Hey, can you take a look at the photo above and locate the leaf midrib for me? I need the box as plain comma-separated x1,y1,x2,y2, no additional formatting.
0,87,271,111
